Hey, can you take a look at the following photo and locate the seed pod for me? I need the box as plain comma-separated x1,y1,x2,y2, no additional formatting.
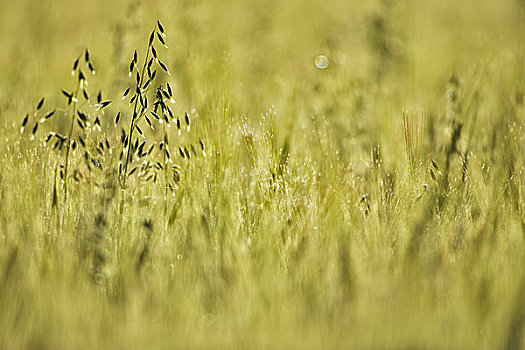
145,115,154,130
166,107,174,119
36,98,45,110
94,116,101,131
429,168,437,181
138,141,146,154
157,32,167,48
157,21,165,34
149,31,155,46
62,89,72,99
185,112,190,131
88,62,96,75
142,79,151,90
158,60,170,75
44,110,56,119
77,111,87,122
136,125,144,137
21,114,29,127
45,132,55,142
129,60,134,76
72,57,80,72
147,144,155,155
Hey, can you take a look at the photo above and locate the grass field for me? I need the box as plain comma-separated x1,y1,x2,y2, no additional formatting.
1,0,525,348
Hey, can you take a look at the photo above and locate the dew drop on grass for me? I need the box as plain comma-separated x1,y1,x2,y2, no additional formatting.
315,55,329,69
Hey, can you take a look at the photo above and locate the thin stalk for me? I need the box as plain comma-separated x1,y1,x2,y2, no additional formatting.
163,125,169,236
63,74,82,204
121,32,154,188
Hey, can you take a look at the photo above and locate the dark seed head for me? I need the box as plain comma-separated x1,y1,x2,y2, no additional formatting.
44,110,56,119
156,32,166,46
62,89,72,99
36,98,45,110
158,60,169,75
149,31,155,46
45,132,55,142
73,57,80,71
157,21,165,33
88,62,95,74
143,219,153,230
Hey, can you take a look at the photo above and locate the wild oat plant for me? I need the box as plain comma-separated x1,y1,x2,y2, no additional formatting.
20,21,205,231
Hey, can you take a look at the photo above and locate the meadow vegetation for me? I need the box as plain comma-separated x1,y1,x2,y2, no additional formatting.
1,0,525,348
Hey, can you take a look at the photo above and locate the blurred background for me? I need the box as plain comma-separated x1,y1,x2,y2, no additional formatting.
1,1,525,348
1,0,524,165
